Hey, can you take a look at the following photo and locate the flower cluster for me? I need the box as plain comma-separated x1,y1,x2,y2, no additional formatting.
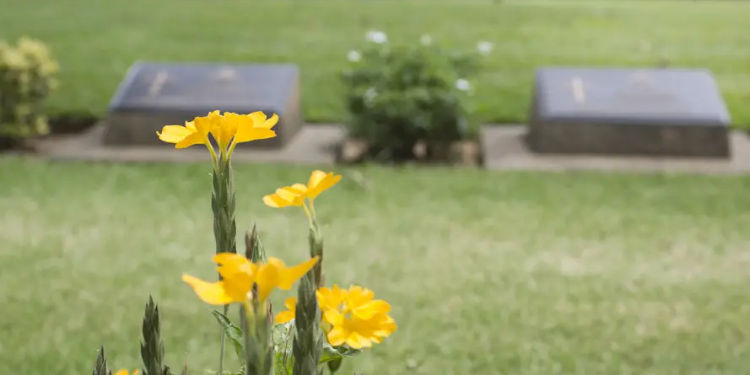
182,253,318,305
276,285,397,349
92,111,395,375
157,110,277,163
263,170,342,223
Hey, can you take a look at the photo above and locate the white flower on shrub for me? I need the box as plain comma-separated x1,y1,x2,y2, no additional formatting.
364,87,378,104
347,50,362,62
366,30,388,44
420,34,433,46
455,78,471,92
476,41,493,56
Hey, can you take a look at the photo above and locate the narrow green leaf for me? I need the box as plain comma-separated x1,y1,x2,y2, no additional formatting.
212,310,245,362
273,323,294,375
319,343,360,364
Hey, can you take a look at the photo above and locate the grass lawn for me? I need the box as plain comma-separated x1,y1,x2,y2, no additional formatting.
1,156,749,374
1,0,750,127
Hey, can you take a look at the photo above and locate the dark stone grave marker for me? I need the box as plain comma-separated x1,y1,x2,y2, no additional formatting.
103,62,301,148
528,67,730,157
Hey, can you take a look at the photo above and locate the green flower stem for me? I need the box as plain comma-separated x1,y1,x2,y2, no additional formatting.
211,156,237,256
292,272,323,375
308,223,324,289
241,299,273,375
293,203,325,375
303,200,324,288
210,155,237,375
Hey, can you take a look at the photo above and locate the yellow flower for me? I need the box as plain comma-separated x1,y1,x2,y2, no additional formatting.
275,297,297,324
157,110,277,157
114,370,140,375
182,253,318,305
274,285,396,349
321,285,396,349
263,170,341,211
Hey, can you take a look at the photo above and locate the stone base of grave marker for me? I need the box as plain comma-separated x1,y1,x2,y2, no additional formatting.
528,68,731,157
103,62,302,148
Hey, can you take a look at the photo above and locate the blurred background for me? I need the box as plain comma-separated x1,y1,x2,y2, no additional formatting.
1,1,749,374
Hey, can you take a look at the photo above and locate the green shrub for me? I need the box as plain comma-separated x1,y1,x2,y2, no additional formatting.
341,32,485,161
0,37,58,138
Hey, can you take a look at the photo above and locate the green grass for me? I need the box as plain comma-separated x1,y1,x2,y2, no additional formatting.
1,0,750,127
1,157,750,374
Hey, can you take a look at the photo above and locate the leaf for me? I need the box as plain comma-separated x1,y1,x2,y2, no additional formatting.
212,310,245,362
319,343,360,364
273,322,294,375
274,350,294,375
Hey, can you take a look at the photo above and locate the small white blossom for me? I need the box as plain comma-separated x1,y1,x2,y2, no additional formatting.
364,87,378,103
455,78,471,92
365,30,388,44
476,41,493,56
347,50,361,62
420,34,433,46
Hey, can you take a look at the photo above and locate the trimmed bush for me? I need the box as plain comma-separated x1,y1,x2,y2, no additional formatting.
0,37,58,139
342,32,484,161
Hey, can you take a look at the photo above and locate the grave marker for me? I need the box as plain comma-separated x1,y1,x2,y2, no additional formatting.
103,62,301,148
528,67,731,157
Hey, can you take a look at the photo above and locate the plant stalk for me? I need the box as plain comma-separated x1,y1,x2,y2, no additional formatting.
211,155,238,375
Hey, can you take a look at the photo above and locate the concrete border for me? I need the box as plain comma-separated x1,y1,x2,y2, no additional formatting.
34,123,345,165
481,125,750,175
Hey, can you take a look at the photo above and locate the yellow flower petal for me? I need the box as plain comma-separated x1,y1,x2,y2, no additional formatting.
262,185,306,208
323,308,344,326
263,194,292,208
326,325,347,347
346,332,371,349
289,183,308,195
214,252,252,277
274,297,297,324
249,112,279,129
345,286,375,308
205,110,234,151
232,111,278,144
175,132,207,148
235,128,276,144
157,124,191,143
255,261,281,302
157,120,208,149
317,285,345,312
352,300,391,320
307,170,342,200
277,256,319,289
254,256,319,302
157,118,210,149
182,274,237,305
277,187,305,204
